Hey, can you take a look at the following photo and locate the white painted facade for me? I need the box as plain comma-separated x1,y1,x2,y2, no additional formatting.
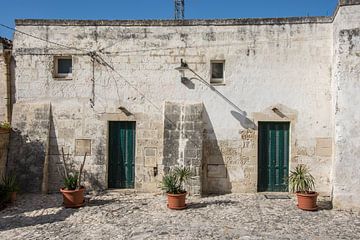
4,0,360,210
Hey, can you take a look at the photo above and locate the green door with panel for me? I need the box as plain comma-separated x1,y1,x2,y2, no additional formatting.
258,122,290,192
108,121,135,189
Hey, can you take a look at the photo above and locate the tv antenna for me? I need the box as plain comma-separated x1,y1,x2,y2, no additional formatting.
174,0,185,20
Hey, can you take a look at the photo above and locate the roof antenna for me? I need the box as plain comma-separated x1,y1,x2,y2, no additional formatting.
174,0,185,20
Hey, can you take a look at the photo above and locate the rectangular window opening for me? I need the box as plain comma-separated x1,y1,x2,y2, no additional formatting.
210,60,225,84
54,56,72,79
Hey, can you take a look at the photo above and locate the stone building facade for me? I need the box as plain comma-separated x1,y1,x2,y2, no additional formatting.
2,0,360,209
0,37,12,178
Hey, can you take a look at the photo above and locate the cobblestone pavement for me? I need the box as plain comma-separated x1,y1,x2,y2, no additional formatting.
1,192,360,240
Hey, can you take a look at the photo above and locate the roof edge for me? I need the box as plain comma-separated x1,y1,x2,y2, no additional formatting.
0,37,13,49
15,16,333,27
339,0,360,6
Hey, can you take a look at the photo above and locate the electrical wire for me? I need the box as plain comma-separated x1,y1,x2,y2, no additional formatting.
0,22,204,150
0,23,88,53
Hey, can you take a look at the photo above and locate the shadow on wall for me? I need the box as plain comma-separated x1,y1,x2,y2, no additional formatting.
48,112,62,193
48,109,106,193
180,76,256,130
231,111,257,130
6,129,46,193
202,108,232,195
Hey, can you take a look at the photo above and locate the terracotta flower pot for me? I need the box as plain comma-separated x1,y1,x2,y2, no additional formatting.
167,192,187,210
9,192,16,203
60,187,85,208
296,191,318,211
0,128,10,134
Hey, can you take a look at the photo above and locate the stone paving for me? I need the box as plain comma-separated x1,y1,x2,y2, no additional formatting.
0,191,360,240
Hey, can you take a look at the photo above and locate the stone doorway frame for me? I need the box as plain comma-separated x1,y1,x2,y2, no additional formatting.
253,105,297,193
102,113,138,190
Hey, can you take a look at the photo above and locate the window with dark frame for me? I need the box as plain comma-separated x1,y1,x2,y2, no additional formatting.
210,60,225,84
54,56,72,79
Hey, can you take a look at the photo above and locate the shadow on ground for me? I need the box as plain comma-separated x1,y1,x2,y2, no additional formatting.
0,194,117,231
187,200,239,209
317,200,333,211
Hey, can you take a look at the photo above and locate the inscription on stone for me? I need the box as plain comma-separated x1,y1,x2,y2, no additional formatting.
240,129,255,148
75,139,91,156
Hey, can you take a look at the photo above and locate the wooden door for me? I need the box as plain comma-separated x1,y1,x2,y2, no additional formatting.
258,122,290,192
108,121,135,189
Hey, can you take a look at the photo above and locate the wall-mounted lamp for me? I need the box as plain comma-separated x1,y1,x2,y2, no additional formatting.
272,107,286,118
175,58,189,78
118,106,133,116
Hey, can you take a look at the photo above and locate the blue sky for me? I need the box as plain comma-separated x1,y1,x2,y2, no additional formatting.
1,0,338,39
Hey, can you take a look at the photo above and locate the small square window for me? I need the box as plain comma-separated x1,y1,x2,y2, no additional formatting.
210,60,225,84
54,56,72,79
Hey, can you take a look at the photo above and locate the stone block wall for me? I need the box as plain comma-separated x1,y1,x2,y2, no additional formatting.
202,133,257,194
11,2,356,198
163,102,203,195
0,39,12,179
0,132,10,178
0,55,7,122
7,103,51,192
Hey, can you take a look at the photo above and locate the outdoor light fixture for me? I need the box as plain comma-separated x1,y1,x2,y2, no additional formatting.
118,106,132,116
175,58,189,77
272,107,286,118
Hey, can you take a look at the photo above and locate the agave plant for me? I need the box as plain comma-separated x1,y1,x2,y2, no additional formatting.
288,164,315,193
64,173,78,190
60,147,87,190
2,173,19,192
0,121,11,129
161,166,191,194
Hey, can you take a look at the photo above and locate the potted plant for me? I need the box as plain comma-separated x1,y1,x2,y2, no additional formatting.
288,164,318,211
59,148,87,208
2,172,19,203
161,166,191,210
0,121,11,134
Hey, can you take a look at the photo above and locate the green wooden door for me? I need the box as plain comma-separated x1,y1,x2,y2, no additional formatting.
258,122,289,192
108,121,135,189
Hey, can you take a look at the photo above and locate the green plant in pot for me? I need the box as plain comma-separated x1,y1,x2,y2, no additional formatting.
0,121,11,134
60,148,87,208
2,173,19,203
161,166,191,210
288,164,318,211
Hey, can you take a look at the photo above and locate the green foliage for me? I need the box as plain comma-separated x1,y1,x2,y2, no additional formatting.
2,173,19,192
64,174,78,190
60,147,87,190
161,166,192,194
0,121,11,129
288,164,315,193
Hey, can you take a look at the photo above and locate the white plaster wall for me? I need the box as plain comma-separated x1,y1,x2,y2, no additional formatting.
12,18,334,194
332,4,360,210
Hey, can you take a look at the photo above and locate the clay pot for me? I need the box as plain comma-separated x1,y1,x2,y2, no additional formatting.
296,191,318,211
9,192,16,203
0,128,10,134
167,192,187,210
60,187,85,208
